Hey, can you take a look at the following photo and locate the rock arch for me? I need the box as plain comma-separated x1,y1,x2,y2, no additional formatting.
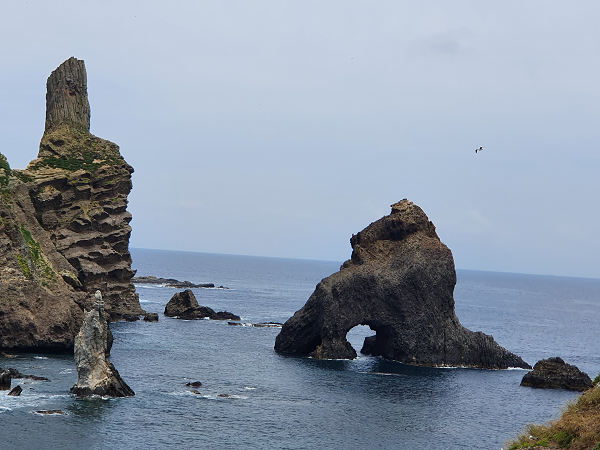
275,200,530,369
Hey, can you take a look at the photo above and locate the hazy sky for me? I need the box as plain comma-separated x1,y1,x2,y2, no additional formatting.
1,1,599,278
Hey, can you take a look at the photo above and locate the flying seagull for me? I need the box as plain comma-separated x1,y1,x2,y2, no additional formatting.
475,146,483,153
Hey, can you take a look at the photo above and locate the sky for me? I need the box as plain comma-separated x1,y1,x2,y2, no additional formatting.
1,1,599,278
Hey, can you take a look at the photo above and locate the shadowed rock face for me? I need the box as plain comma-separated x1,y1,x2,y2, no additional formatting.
0,58,143,351
274,200,530,369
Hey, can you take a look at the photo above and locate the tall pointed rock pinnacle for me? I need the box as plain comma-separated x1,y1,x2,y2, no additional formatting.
44,57,90,134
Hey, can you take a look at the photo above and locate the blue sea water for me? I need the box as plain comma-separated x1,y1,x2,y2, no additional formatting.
1,248,599,449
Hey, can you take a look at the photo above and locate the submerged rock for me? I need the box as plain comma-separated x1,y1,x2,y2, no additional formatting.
521,357,592,391
227,321,283,328
7,385,22,396
143,312,159,322
132,276,217,289
185,381,202,387
164,289,240,321
35,410,64,415
5,368,49,381
70,291,134,397
275,200,530,369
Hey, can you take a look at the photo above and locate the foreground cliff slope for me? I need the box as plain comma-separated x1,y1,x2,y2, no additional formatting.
0,57,143,351
275,199,529,369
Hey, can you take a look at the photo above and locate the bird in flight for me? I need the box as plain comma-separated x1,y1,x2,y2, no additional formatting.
475,146,483,153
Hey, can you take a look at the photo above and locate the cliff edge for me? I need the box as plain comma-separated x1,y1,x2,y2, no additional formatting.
275,199,530,369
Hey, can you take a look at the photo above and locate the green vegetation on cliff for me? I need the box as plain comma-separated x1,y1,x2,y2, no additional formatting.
30,126,124,174
1,152,33,187
508,384,600,450
18,225,57,286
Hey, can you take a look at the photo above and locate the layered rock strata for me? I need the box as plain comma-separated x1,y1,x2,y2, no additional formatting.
71,291,134,397
0,57,143,351
164,289,240,320
521,357,592,391
275,200,530,369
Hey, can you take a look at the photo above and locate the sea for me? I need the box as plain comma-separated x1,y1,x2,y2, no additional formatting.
1,248,599,449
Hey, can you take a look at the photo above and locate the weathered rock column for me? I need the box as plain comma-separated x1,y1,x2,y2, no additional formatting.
71,291,134,397
44,57,90,134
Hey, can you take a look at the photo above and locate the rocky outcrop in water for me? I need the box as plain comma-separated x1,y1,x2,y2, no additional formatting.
275,200,530,369
7,385,22,396
132,276,220,289
164,289,240,320
3,368,49,382
0,58,143,351
143,312,159,322
521,357,592,391
71,291,134,397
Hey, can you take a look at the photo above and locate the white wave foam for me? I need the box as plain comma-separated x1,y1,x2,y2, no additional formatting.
32,410,66,416
201,394,248,400
133,284,163,289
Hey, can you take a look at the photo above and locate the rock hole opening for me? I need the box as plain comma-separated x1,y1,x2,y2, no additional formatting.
346,325,373,354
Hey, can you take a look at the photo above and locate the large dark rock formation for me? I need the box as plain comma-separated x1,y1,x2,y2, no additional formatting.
164,289,240,320
71,291,134,397
275,200,530,369
0,57,143,352
521,357,592,391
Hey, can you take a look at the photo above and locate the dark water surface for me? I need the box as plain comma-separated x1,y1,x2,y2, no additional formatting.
1,249,599,449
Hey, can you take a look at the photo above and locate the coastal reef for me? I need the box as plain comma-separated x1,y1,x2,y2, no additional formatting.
71,291,134,397
0,57,143,352
275,199,530,369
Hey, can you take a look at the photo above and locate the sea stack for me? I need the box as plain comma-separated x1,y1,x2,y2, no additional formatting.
71,291,134,397
0,58,143,351
521,357,593,391
275,199,530,369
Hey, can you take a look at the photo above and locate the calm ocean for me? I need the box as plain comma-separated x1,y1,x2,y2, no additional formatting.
1,248,599,449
